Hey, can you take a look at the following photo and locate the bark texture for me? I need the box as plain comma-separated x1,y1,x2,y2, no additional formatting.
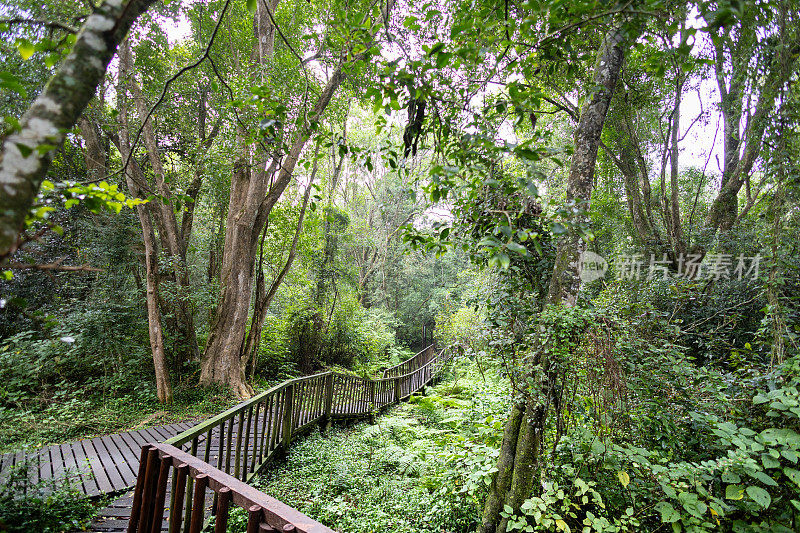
480,23,631,533
200,0,395,398
546,26,628,307
0,0,158,260
243,167,316,375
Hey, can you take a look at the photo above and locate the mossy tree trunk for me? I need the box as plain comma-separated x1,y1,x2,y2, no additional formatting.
0,0,158,260
480,24,632,533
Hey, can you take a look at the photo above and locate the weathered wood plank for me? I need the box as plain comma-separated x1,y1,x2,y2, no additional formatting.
91,436,127,491
106,433,139,482
69,440,99,495
80,439,114,494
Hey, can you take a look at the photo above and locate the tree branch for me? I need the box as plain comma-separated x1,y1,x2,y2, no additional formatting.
0,17,78,33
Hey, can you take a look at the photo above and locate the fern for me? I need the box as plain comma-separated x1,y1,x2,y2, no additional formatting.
378,442,432,477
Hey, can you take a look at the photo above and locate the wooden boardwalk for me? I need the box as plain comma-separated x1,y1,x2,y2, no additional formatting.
0,346,450,533
0,421,196,497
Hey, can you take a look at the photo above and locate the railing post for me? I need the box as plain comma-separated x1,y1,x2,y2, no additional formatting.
149,452,171,533
394,376,401,404
189,473,208,533
369,380,377,424
126,444,152,533
168,464,188,533
282,383,294,450
247,505,263,533
321,373,333,434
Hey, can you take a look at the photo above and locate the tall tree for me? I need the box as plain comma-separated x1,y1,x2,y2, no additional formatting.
200,0,396,397
480,22,635,532
602,1,800,260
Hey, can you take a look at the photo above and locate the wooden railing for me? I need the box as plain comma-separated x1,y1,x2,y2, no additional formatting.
128,443,332,533
382,344,435,379
128,344,450,533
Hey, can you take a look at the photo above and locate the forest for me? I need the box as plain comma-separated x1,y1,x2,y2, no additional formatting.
0,0,798,531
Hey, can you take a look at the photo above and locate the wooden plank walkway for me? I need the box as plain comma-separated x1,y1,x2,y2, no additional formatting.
89,406,290,533
1,346,450,533
0,421,196,497
0,400,370,499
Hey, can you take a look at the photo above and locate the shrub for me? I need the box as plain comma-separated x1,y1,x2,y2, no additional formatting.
0,460,96,532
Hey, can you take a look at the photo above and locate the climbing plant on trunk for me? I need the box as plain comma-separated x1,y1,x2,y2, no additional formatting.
479,22,636,533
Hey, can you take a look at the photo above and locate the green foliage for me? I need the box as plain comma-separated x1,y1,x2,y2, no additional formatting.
0,318,238,451
252,362,510,533
0,460,96,532
533,383,800,532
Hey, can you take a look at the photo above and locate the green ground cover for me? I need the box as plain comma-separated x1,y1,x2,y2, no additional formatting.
251,362,508,533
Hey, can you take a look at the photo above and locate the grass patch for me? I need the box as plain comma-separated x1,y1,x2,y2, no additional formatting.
0,381,253,454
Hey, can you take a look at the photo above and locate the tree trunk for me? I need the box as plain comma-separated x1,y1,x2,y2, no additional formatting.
480,23,631,533
199,130,260,398
78,115,107,183
243,165,316,376
0,0,158,260
199,0,393,397
115,41,173,403
704,14,799,234
480,402,524,533
667,74,686,258
127,64,200,365
136,185,173,403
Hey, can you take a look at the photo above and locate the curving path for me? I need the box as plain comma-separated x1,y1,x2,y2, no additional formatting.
0,345,450,532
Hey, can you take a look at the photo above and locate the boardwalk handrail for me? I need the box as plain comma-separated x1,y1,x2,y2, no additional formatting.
128,442,333,533
382,344,436,379
130,344,451,532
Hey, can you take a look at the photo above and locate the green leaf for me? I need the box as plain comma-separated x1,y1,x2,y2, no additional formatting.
721,471,741,483
753,394,769,405
506,241,528,255
246,0,257,13
1,270,13,280
677,491,706,518
15,142,32,158
36,144,57,155
428,42,445,56
496,253,510,270
746,485,771,509
17,40,34,60
782,449,799,463
725,485,744,500
762,454,780,469
617,471,630,488
784,467,800,487
749,470,778,486
654,502,680,523
0,73,27,98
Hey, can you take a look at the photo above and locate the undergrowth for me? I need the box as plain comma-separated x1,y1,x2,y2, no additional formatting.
0,460,99,532
251,361,509,533
0,382,243,454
